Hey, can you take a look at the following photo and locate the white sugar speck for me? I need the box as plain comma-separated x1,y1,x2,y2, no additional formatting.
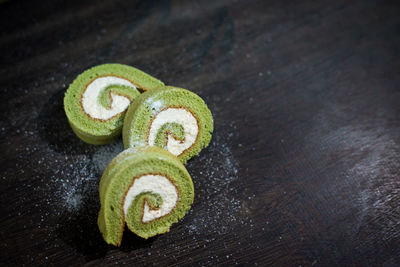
150,100,164,112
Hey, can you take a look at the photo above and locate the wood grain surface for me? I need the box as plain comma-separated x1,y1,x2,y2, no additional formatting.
1,0,400,266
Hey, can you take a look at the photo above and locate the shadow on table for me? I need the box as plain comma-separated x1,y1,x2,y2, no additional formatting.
56,185,155,261
37,88,95,156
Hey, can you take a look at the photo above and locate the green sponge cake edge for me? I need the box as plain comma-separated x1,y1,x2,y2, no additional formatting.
98,146,194,245
64,63,164,145
68,118,123,145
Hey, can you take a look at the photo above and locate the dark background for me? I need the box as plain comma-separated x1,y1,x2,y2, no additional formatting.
1,0,400,266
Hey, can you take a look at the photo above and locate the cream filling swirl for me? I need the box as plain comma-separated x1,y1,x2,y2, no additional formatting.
123,174,178,223
81,76,136,120
147,108,199,156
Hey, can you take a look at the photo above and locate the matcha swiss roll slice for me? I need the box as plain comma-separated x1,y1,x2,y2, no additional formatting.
98,146,194,245
123,86,213,163
64,64,164,145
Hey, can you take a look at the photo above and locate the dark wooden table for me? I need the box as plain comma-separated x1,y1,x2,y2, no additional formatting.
1,0,400,266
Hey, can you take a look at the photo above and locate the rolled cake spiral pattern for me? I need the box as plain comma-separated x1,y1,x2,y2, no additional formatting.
98,146,194,245
123,86,213,163
64,64,164,145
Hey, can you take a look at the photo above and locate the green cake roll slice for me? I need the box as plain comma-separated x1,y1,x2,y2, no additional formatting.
98,146,194,245
64,64,164,145
123,86,213,164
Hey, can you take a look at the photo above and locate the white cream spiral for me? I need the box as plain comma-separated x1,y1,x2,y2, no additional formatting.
147,108,199,156
81,76,136,120
123,174,178,223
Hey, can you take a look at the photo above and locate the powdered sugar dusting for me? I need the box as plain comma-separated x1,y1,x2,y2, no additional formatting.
47,154,98,213
92,140,124,173
47,124,244,236
55,123,244,235
185,124,244,235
